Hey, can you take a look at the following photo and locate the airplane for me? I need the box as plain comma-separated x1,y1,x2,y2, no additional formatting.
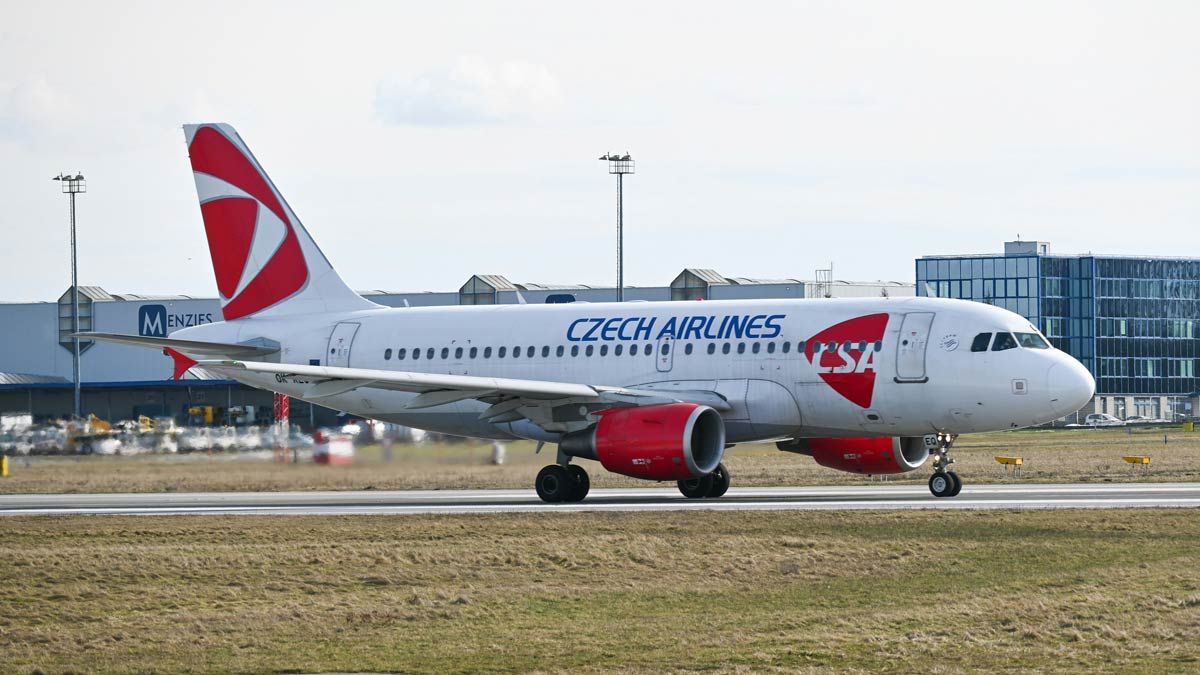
83,123,1096,503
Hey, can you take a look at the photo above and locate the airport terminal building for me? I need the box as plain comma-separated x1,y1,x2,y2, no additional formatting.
918,241,1200,421
0,270,911,427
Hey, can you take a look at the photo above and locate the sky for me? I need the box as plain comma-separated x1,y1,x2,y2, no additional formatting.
1,1,1197,302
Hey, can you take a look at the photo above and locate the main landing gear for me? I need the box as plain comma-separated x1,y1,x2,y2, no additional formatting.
535,463,590,503
677,462,731,499
534,460,733,503
928,433,963,498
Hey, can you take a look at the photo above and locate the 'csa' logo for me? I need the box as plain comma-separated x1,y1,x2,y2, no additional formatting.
806,313,889,408
138,304,168,337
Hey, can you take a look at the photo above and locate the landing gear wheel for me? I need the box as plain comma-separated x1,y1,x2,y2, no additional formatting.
535,465,572,503
706,462,731,498
929,472,955,498
947,471,963,497
678,474,715,499
565,464,590,502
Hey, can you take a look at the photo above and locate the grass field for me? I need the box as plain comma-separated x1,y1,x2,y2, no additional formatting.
2,426,1198,494
2,509,1198,674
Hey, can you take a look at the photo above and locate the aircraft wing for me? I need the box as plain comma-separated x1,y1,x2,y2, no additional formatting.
200,359,730,430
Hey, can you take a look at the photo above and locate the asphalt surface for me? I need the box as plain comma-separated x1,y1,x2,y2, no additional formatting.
2,482,1198,516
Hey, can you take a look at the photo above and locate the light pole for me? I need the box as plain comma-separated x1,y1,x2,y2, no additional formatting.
53,172,86,420
599,153,634,302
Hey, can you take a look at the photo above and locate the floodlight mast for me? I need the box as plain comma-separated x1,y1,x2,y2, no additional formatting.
599,153,634,302
52,172,86,420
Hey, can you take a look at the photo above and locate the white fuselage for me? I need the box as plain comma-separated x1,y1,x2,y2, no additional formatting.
174,296,1094,443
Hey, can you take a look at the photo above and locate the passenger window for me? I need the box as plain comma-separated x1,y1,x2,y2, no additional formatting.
1015,333,1050,349
661,344,670,355
781,342,790,354
513,346,521,358
767,342,775,354
992,333,1018,351
737,343,746,354
752,343,761,354
469,347,477,359
970,333,993,352
527,346,535,358
615,344,623,356
842,341,852,352
498,347,507,358
586,345,594,356
413,348,421,360
722,343,731,354
858,341,867,352
441,348,449,359
484,347,492,358
398,348,407,360
707,343,716,355
685,343,694,355
571,345,579,357
812,342,821,353
384,348,392,360
556,345,565,357
643,344,652,356
542,346,550,357
873,340,882,352
455,347,463,359
797,340,806,353
600,344,608,356
827,341,837,352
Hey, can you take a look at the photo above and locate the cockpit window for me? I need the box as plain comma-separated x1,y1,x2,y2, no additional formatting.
970,333,992,352
991,332,1018,351
1015,332,1050,349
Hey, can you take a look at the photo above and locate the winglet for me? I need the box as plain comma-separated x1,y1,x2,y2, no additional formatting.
164,348,199,380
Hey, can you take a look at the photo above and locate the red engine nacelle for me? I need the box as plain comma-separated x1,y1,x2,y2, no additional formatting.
779,436,930,475
559,403,726,481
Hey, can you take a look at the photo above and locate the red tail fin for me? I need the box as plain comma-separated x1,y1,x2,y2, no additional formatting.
184,123,377,320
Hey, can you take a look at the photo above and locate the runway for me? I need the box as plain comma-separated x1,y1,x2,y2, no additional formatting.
2,482,1199,516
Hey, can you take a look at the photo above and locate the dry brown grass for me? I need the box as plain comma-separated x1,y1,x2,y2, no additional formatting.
1,510,1198,674
2,426,1198,495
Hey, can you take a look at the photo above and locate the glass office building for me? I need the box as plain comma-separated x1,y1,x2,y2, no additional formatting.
917,241,1200,421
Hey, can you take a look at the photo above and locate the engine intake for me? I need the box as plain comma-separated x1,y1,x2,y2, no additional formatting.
560,403,726,481
777,436,930,475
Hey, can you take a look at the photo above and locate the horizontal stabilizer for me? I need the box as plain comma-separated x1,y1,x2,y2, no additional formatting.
74,332,280,358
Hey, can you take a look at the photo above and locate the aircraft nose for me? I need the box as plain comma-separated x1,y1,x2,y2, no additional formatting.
1046,357,1096,417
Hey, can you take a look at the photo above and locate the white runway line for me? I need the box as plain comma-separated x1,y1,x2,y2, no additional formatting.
2,483,1199,516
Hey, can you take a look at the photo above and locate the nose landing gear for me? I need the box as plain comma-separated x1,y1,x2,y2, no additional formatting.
928,433,962,498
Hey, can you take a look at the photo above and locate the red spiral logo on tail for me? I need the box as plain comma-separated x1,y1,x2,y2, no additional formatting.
189,126,308,320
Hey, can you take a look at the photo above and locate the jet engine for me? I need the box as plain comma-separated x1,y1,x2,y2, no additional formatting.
777,436,930,474
560,403,726,481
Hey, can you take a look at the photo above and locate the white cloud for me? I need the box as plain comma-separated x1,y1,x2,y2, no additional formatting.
374,57,562,126
0,77,64,142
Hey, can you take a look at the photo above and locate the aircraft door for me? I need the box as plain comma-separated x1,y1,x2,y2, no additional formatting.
327,322,360,368
656,335,674,373
895,312,934,382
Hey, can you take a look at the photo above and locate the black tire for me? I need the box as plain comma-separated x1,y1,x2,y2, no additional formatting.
535,465,571,503
928,472,954,498
566,464,590,502
947,471,963,497
706,462,731,498
678,474,715,499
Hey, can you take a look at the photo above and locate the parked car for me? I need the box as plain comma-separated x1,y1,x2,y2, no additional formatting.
1085,413,1125,427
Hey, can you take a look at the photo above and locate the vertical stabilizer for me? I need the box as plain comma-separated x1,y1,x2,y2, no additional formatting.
183,123,379,321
